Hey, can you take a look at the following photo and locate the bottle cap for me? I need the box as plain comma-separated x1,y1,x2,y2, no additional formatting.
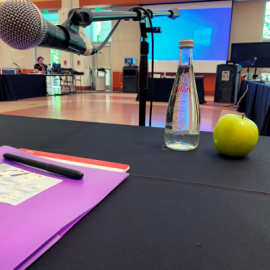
179,39,194,49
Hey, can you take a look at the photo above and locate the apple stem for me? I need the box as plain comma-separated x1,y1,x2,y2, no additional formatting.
242,114,245,119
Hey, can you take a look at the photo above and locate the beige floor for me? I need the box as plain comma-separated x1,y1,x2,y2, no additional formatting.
0,93,240,131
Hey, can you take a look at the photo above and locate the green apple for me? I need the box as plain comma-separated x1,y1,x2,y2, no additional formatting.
213,114,259,157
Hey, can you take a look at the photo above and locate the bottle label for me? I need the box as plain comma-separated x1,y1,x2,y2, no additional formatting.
172,77,190,133
173,86,191,93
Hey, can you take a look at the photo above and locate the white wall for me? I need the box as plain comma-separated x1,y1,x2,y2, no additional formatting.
0,41,34,70
230,2,265,45
111,20,140,72
59,8,72,69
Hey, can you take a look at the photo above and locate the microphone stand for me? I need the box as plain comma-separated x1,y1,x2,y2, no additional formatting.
13,62,23,74
138,16,162,126
61,7,180,126
231,67,245,78
231,58,257,81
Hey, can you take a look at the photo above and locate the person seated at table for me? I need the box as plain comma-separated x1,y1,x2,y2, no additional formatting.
34,56,47,74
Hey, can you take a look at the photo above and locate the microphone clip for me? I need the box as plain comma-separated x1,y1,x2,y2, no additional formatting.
57,8,93,55
65,8,93,29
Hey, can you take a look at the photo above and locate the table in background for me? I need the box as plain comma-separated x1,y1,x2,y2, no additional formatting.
136,76,206,104
0,74,47,101
0,115,269,269
237,80,270,135
46,74,75,95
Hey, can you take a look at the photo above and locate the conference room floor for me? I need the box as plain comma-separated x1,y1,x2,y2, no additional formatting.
0,93,239,131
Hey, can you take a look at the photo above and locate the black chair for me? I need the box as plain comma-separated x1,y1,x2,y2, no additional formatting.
73,71,84,92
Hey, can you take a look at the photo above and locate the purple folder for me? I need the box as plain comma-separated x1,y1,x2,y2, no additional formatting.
0,146,129,270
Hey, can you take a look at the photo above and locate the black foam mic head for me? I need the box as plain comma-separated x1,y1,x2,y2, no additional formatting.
0,0,48,50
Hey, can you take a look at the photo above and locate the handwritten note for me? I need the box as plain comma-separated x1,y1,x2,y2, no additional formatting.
0,164,62,205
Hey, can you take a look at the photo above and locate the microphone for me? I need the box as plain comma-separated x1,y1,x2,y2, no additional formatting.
0,0,93,56
13,62,23,73
251,57,257,66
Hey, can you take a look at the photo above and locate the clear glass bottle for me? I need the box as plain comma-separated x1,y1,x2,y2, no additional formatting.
165,39,200,151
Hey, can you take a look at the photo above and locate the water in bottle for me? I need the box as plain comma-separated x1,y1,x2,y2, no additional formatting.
165,39,200,151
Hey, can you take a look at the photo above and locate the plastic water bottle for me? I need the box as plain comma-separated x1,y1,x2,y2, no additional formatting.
165,39,200,151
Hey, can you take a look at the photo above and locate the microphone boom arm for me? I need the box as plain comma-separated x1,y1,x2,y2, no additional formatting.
66,7,180,26
55,6,180,126
54,7,179,55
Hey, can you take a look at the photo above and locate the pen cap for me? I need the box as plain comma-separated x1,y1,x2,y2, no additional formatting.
47,164,84,180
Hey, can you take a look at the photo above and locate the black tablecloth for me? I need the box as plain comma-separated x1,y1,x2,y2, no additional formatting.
0,115,270,269
0,74,47,101
136,77,206,104
237,80,270,135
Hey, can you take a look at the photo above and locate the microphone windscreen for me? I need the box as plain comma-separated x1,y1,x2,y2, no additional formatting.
0,0,47,49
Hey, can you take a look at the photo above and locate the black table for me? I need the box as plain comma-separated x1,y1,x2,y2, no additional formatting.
0,74,47,101
136,77,206,104
0,115,270,270
237,80,270,135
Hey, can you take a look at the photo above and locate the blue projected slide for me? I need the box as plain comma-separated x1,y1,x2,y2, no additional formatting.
149,8,232,61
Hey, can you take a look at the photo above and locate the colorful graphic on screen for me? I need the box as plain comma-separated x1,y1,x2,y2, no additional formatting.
149,7,232,61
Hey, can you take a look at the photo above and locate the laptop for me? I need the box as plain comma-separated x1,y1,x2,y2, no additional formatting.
52,64,61,73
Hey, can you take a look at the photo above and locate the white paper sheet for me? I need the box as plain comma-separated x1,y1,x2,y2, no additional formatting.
0,164,62,206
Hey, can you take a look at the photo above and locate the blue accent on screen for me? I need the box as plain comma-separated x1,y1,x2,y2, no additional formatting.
149,8,232,61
